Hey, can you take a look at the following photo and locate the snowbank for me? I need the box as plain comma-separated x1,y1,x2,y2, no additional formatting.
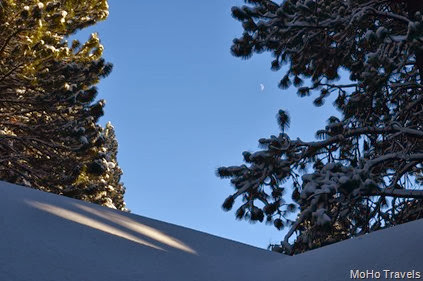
0,181,421,280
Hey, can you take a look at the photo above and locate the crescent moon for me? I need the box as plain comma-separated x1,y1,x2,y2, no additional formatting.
260,84,265,91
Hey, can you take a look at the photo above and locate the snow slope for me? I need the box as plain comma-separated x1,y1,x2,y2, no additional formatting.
0,181,422,281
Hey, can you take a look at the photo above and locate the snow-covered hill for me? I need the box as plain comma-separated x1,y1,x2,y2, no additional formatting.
0,181,422,281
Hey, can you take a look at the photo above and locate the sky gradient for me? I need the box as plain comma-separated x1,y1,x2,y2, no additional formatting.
75,0,338,249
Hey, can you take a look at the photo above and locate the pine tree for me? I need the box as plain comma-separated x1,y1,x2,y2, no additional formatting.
218,0,423,254
0,0,127,210
70,122,127,211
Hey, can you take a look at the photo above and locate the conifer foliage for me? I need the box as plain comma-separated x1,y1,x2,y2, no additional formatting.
218,0,423,254
0,0,127,210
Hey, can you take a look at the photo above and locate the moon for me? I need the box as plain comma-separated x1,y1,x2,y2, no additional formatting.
260,83,265,91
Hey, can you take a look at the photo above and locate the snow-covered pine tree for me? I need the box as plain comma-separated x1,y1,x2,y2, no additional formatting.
0,0,127,210
70,122,127,211
218,0,423,254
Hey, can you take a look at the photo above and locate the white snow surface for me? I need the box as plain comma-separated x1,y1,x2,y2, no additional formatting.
1,181,422,281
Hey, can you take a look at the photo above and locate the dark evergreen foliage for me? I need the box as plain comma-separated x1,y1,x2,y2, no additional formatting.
219,0,423,254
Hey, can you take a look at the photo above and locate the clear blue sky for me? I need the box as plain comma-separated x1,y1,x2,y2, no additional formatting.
75,0,338,249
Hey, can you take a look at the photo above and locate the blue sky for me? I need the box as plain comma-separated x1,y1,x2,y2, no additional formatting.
75,0,338,249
